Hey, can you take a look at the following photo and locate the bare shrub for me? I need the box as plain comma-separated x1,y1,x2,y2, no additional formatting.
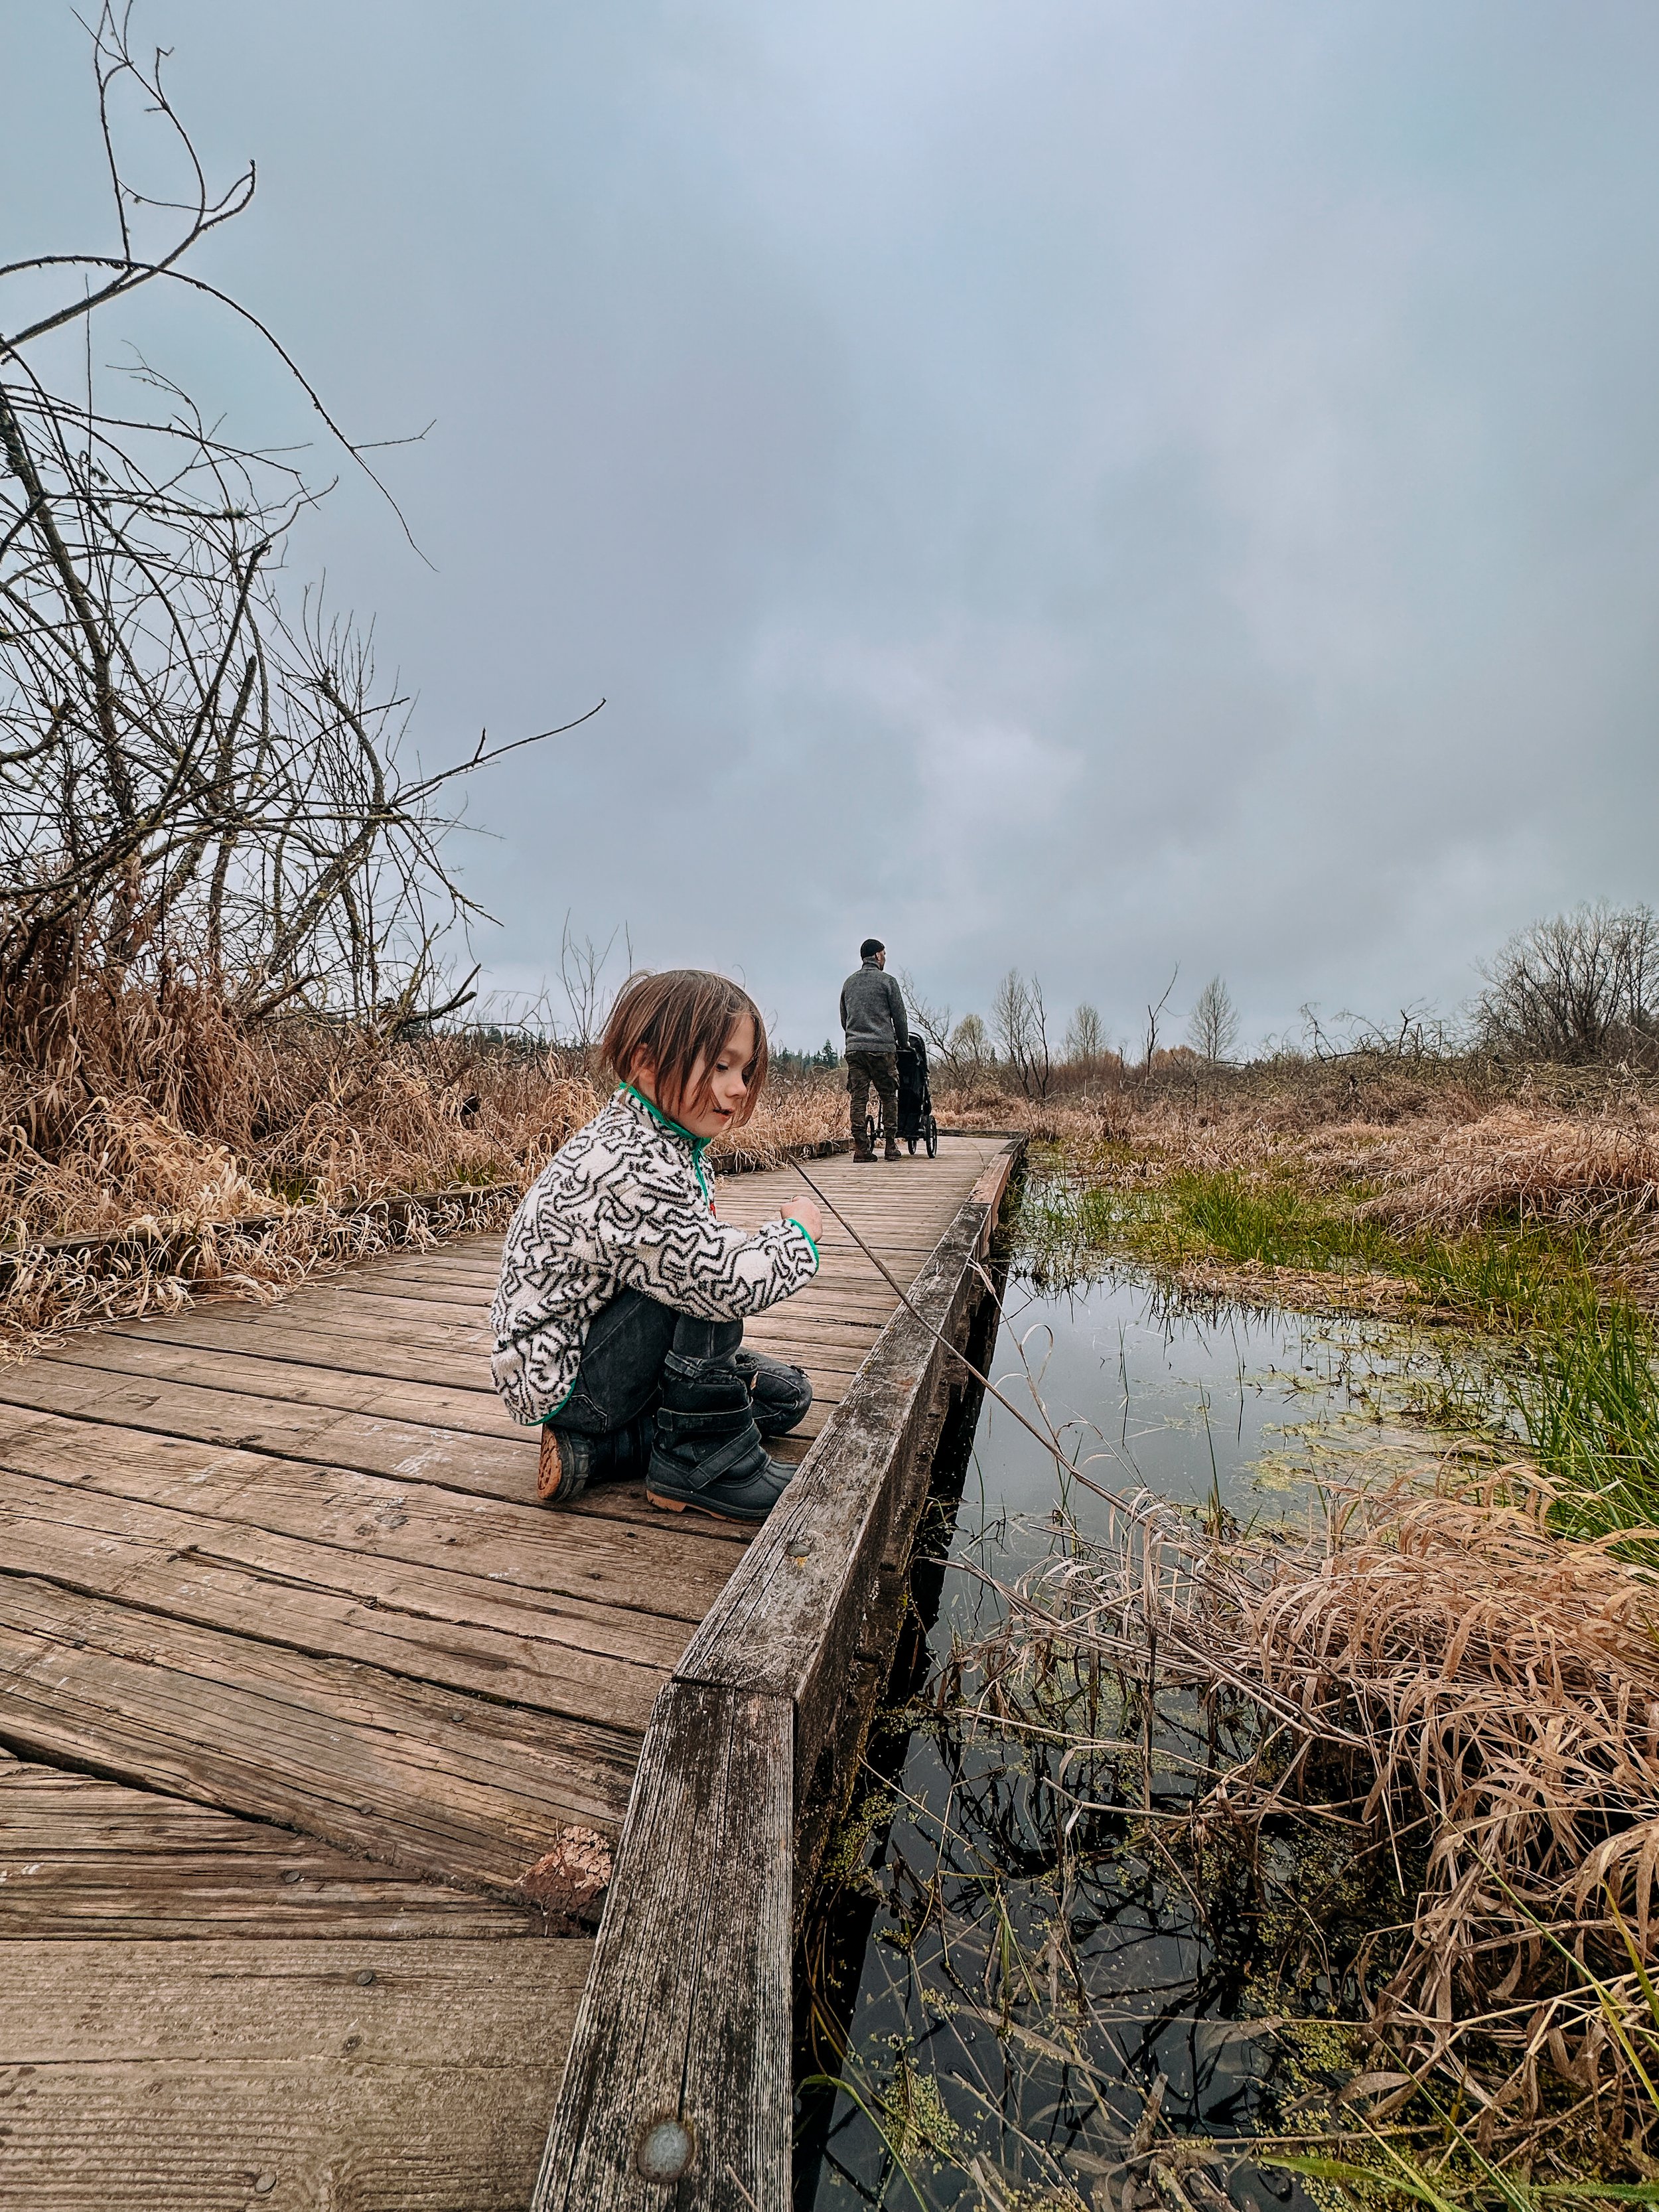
1139,964,1179,1072
1,13,599,1036
950,1011,991,1079
1476,903,1659,1066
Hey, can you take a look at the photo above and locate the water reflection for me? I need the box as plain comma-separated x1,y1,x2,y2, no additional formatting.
796,1267,1436,2211
987,1273,1439,1524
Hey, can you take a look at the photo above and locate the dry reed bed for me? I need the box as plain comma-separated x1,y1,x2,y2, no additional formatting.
940,1076,1659,1286
3,991,847,1353
964,1475,1659,2163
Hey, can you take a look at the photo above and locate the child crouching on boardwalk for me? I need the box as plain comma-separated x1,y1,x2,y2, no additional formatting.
490,969,825,1524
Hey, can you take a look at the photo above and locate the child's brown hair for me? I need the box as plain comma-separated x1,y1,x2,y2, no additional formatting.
599,970,769,1130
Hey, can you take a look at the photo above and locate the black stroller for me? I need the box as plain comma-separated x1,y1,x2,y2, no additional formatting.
861,1035,939,1157
895,1034,938,1156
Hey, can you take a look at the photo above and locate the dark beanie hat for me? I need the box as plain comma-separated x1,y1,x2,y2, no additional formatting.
859,937,885,960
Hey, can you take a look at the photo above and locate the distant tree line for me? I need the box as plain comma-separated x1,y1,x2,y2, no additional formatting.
772,1041,841,1077
889,901,1659,1100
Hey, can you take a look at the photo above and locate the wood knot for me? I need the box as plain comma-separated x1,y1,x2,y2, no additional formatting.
518,1826,613,1929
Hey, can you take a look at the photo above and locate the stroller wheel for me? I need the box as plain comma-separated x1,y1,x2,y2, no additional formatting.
907,1138,918,1154
926,1115,938,1159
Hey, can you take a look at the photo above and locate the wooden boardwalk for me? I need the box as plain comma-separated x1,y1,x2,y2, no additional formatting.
0,1134,1012,2210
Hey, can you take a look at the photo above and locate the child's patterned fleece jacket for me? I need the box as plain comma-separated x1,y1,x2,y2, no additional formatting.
489,1083,821,1425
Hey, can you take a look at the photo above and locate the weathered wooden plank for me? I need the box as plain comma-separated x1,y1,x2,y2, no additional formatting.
0,1370,727,1539
735,1328,871,1374
108,1310,508,1393
533,1681,792,2212
291,1276,498,1315
147,1289,880,1382
273,1274,490,1323
338,1251,500,1283
749,1288,901,1324
0,1408,747,1612
0,1469,676,1730
40,1332,523,1439
0,1578,636,1885
970,1145,1018,1246
744,1310,887,1348
0,1765,538,1938
257,1283,498,1330
0,1358,533,1486
0,1937,591,2209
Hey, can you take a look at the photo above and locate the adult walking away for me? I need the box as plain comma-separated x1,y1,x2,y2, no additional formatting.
841,936,908,1162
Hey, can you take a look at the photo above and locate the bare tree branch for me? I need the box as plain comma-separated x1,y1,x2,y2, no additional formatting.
0,4,599,1035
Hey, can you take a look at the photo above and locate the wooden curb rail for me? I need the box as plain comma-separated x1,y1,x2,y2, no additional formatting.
0,1183,517,1297
0,1140,852,1301
531,1138,1023,2210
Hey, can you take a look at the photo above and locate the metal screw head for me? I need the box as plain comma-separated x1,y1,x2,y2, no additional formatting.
634,2114,696,2182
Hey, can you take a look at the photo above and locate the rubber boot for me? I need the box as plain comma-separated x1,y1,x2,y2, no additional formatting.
538,1410,653,1506
732,1349,812,1436
646,1318,794,1522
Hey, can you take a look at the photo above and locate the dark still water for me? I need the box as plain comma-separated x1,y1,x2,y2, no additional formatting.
794,1270,1431,2212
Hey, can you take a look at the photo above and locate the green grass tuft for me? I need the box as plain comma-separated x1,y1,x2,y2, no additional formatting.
1019,1162,1659,1549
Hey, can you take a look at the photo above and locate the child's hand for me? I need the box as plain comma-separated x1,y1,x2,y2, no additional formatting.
784,1197,824,1246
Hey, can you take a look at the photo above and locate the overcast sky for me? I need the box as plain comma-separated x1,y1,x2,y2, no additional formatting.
6,1,1656,1051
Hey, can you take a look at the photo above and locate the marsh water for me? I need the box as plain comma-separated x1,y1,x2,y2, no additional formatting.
793,1259,1447,2211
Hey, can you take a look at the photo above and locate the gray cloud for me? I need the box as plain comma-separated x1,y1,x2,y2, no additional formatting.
5,0,1657,1048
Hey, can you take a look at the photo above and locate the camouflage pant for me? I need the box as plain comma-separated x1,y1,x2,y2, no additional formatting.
846,1051,899,1149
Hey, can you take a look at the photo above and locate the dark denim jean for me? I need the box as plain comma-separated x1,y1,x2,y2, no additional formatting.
547,1289,741,1438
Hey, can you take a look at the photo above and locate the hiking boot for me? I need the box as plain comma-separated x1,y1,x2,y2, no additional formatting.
646,1349,794,1522
851,1143,878,1163
537,1412,652,1506
733,1349,812,1436
883,1135,902,1161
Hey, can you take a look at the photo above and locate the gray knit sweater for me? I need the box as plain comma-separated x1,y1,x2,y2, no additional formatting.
490,1084,820,1425
839,958,910,1054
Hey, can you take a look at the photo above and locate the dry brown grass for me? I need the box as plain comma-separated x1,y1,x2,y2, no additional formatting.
1,978,846,1352
941,1065,1659,1294
1354,1102,1659,1236
966,1470,1659,2166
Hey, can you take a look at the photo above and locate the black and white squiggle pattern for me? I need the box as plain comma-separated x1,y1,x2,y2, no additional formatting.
489,1086,820,1425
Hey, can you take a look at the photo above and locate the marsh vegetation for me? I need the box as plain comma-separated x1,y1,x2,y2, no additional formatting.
804,1040,1659,2209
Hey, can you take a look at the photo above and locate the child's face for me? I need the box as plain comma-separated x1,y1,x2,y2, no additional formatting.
676,1015,757,1141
